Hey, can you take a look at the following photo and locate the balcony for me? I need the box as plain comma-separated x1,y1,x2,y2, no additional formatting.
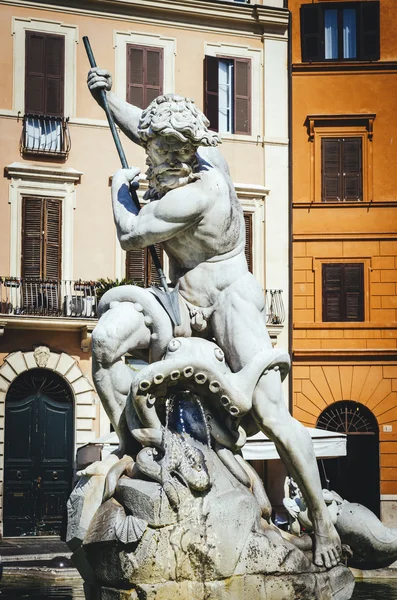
0,278,98,319
20,114,71,159
265,289,285,325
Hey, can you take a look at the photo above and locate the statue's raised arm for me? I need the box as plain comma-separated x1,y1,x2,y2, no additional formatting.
87,67,143,146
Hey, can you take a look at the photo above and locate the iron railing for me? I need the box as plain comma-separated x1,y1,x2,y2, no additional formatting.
0,279,285,325
265,289,285,325
0,278,98,318
20,114,71,158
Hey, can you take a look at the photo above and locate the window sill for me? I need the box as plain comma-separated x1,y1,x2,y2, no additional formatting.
294,322,397,330
220,132,259,144
293,61,397,73
293,201,397,209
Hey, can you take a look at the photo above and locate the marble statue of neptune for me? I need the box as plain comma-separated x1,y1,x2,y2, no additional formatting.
87,67,342,570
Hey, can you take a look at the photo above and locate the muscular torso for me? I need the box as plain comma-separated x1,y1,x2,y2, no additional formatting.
160,164,247,307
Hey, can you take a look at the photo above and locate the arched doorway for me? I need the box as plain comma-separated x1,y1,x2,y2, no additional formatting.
3,368,74,536
317,401,380,517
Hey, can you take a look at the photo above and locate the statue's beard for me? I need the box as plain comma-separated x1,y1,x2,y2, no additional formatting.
145,159,200,198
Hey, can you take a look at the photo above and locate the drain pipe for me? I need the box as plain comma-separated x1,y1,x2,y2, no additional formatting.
285,0,293,414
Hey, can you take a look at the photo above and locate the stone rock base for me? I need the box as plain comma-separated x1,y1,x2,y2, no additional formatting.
84,566,355,600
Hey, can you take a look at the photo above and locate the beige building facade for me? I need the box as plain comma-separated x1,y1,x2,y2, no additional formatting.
0,0,289,536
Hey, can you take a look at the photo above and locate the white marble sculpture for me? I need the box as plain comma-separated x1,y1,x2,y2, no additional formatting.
284,477,397,570
65,69,357,600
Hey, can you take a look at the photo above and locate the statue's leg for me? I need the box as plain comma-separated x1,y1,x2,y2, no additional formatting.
211,278,341,569
92,301,152,453
251,371,341,569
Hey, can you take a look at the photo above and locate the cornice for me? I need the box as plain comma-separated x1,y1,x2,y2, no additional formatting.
5,162,83,183
1,0,289,36
293,202,397,210
292,61,397,74
293,348,397,359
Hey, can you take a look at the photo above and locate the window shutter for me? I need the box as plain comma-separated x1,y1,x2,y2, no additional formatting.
127,45,163,109
243,212,253,274
344,264,364,321
234,58,251,135
322,264,342,321
146,48,163,106
148,244,164,286
25,31,46,114
22,197,44,279
127,46,144,108
301,4,323,62
126,248,147,285
322,139,341,202
204,55,219,132
360,2,380,61
343,138,362,201
45,35,64,116
44,198,62,279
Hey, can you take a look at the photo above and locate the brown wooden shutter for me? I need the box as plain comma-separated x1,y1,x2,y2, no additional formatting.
343,138,362,201
301,4,323,62
44,198,62,279
234,58,251,135
45,35,64,116
243,212,253,274
359,2,380,61
322,139,341,202
25,31,64,116
127,46,144,108
22,196,44,279
126,245,164,286
204,55,219,132
127,45,163,109
146,48,163,106
322,264,342,321
344,264,364,321
25,31,46,114
126,248,147,285
148,244,164,285
22,196,62,281
323,263,364,322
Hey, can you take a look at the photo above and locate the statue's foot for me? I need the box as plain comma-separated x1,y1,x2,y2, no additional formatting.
313,521,342,569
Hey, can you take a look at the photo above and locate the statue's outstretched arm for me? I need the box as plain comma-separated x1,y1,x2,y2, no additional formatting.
111,169,207,250
87,67,143,146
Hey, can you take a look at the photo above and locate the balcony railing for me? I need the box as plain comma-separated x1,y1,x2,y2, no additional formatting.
0,279,285,326
0,278,98,319
265,289,285,325
20,114,71,158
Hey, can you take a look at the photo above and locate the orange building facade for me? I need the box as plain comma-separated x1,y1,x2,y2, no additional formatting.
290,0,397,524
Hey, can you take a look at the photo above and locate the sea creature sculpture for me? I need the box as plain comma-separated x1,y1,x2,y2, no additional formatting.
125,336,290,450
133,427,211,507
284,478,397,569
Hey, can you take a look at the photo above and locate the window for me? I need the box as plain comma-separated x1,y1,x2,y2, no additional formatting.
126,244,163,287
21,196,62,280
23,30,69,156
301,2,380,62
204,55,251,135
322,137,362,202
126,45,163,108
25,31,64,116
322,263,364,322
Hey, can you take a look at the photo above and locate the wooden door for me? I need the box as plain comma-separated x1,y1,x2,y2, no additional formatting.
3,369,73,536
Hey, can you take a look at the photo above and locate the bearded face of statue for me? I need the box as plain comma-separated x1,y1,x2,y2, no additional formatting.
145,137,198,196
